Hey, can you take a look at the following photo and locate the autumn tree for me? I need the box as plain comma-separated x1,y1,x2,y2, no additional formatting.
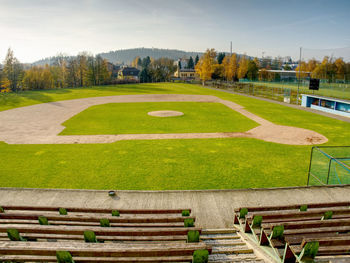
237,55,249,79
0,67,11,92
195,48,217,85
77,52,88,87
247,59,259,80
132,56,142,69
334,58,345,80
55,54,68,88
66,57,79,87
3,48,23,91
222,54,238,81
295,61,308,79
212,63,224,79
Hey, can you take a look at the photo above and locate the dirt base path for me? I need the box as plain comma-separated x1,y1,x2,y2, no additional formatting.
0,94,327,145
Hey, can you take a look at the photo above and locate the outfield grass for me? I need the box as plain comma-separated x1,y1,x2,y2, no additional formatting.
246,81,350,100
0,83,349,190
61,102,257,135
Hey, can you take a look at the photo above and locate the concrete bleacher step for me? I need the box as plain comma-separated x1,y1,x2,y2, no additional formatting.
201,229,265,263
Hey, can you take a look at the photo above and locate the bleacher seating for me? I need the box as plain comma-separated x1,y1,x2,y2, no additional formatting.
233,202,350,263
0,205,211,262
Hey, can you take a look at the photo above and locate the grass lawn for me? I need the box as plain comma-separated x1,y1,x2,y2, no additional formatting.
60,102,257,135
0,83,350,190
246,81,350,100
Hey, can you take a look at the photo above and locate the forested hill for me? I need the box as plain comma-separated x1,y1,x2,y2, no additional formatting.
99,48,203,64
33,48,203,66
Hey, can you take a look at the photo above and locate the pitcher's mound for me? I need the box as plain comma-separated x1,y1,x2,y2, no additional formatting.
148,110,184,117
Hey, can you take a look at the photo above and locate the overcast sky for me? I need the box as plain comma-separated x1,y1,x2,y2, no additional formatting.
1,0,350,63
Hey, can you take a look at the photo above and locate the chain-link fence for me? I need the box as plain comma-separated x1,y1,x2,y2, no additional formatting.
307,146,350,186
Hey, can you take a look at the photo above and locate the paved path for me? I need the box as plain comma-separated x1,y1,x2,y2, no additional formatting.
0,94,327,145
1,185,349,229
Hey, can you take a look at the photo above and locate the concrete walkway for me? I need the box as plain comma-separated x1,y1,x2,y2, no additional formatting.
0,94,327,145
1,185,350,229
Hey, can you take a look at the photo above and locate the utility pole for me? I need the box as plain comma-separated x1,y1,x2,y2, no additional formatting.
296,47,302,105
230,41,232,56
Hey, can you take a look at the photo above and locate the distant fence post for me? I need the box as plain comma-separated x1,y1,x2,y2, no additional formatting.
307,147,315,186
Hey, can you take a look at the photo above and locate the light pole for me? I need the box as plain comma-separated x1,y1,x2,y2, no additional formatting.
296,47,302,105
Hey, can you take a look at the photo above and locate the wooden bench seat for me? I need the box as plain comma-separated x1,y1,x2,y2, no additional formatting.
262,218,350,230
0,224,201,237
246,207,350,221
0,219,187,228
0,241,210,262
0,232,188,242
285,233,350,246
1,206,190,215
0,213,195,224
234,202,350,213
290,244,350,256
301,236,350,247
0,255,194,262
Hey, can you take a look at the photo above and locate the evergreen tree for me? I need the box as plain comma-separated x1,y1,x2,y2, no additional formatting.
187,56,194,69
217,53,226,64
142,56,151,68
139,68,151,83
195,55,199,66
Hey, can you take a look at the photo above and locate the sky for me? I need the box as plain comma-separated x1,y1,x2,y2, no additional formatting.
1,0,350,63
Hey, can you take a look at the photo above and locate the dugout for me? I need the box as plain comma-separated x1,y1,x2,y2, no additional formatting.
301,94,350,118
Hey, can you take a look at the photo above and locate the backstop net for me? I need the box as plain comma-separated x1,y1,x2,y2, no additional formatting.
308,146,350,186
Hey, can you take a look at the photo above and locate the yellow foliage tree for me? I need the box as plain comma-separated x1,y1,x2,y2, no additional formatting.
334,58,345,79
132,56,141,68
222,54,238,81
295,61,308,78
195,49,217,85
0,76,11,92
237,55,248,79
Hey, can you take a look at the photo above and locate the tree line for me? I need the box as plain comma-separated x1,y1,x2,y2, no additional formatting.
295,57,350,82
194,48,350,84
131,56,177,83
0,49,112,92
0,49,179,92
195,49,259,85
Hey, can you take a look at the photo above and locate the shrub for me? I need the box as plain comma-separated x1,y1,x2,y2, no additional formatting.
112,210,120,217
0,206,4,213
239,208,248,219
187,230,200,243
192,249,209,263
184,218,194,227
84,231,97,243
271,225,284,240
59,208,67,215
56,251,74,263
323,211,333,220
252,215,263,227
182,210,190,217
302,241,319,259
300,205,308,211
7,229,25,241
38,216,49,225
100,218,110,227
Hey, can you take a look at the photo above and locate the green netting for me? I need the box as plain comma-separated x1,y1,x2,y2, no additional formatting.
308,146,350,186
